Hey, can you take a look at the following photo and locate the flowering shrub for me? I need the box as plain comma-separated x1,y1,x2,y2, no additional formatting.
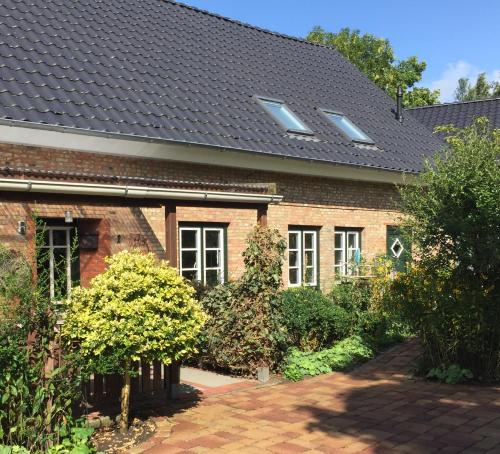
384,118,500,381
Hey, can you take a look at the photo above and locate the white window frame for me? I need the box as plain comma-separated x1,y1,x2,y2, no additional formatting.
288,229,318,287
334,229,361,277
179,227,202,282
40,226,73,301
320,109,374,144
179,226,225,285
203,227,225,285
257,97,313,134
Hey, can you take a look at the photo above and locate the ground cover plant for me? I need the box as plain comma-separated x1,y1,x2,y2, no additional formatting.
282,335,374,381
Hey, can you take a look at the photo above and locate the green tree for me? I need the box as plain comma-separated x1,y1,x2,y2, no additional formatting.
454,73,500,101
492,81,500,97
454,77,471,102
307,26,439,107
384,118,500,380
403,87,440,108
62,251,206,433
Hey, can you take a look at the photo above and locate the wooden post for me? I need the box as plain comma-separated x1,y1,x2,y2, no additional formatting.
153,361,162,391
165,203,177,267
142,360,151,394
167,361,181,399
257,205,268,227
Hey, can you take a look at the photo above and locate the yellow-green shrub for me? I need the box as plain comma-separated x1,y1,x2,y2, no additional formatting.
62,250,206,430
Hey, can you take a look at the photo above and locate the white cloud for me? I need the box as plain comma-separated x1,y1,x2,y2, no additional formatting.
428,61,500,102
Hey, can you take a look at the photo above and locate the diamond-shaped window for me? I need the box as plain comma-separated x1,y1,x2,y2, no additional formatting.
390,238,404,258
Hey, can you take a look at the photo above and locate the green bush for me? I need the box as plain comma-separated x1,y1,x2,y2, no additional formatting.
385,118,500,381
200,226,286,375
0,236,90,453
278,287,351,351
329,280,372,313
329,279,408,349
282,336,373,381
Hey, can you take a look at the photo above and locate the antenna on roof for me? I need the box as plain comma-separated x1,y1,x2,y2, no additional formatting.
396,86,404,123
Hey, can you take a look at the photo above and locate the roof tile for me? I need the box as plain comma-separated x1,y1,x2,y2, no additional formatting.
0,0,443,173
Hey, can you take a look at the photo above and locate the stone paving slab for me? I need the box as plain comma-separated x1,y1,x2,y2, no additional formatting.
181,367,251,388
132,340,500,453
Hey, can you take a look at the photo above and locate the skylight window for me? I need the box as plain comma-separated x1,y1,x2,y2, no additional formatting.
322,111,373,143
258,98,312,134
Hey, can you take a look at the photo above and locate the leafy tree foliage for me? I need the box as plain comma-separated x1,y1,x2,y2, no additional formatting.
454,73,500,101
306,26,439,107
62,251,206,432
383,118,500,380
200,226,286,375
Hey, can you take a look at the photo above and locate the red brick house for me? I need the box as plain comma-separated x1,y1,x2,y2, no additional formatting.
0,0,442,295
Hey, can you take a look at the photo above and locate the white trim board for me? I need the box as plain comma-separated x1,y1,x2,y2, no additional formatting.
0,123,413,185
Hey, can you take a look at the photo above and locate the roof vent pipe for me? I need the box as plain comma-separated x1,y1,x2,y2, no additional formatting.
396,86,404,123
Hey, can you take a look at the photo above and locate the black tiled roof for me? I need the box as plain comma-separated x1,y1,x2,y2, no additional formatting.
408,98,500,131
0,0,442,173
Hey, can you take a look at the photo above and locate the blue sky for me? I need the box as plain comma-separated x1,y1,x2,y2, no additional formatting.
182,0,500,102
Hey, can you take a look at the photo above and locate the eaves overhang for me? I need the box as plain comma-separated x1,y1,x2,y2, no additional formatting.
0,119,417,185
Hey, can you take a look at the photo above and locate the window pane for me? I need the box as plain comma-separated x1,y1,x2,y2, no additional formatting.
262,100,309,132
289,268,299,285
52,248,68,300
205,230,220,248
205,269,220,287
305,267,314,284
289,251,298,267
181,229,197,248
304,232,314,250
335,232,344,249
326,113,372,142
347,232,358,248
205,250,220,268
42,228,50,246
289,232,298,250
335,265,345,276
181,251,197,269
52,229,69,246
335,249,344,266
182,270,198,281
304,250,314,268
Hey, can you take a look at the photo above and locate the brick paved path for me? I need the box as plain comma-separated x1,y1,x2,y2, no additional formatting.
134,341,500,453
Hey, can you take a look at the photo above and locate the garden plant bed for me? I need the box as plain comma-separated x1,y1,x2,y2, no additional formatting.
91,417,160,453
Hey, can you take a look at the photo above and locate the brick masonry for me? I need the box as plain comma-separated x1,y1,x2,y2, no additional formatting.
0,143,401,289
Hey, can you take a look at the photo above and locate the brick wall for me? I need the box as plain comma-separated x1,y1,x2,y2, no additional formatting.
0,143,401,290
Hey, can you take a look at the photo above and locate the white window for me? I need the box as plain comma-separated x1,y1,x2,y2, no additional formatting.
334,229,361,276
322,110,373,143
40,226,73,301
288,229,318,287
179,226,225,286
258,98,312,134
